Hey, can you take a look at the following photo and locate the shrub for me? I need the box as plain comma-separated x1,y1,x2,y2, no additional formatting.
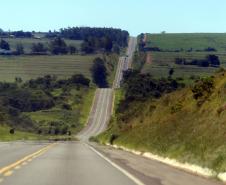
9,128,15,134
109,134,119,145
171,102,183,114
191,77,214,106
62,103,72,110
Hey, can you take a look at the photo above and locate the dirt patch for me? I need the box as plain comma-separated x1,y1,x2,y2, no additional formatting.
146,52,152,65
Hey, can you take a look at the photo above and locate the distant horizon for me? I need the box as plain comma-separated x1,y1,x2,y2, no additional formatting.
1,27,226,36
1,0,226,36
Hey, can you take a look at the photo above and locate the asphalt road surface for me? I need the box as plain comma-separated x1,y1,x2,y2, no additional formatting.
113,37,137,89
0,142,138,185
0,142,222,185
77,88,113,141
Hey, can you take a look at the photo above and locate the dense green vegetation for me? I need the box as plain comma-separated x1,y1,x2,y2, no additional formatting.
0,52,118,141
0,74,94,136
0,27,129,55
90,57,108,88
55,27,129,48
3,38,82,54
0,27,123,141
98,69,226,173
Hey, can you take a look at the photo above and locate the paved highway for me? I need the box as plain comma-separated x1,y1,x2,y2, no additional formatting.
77,88,113,141
0,37,222,185
0,142,222,185
113,37,137,88
0,142,138,185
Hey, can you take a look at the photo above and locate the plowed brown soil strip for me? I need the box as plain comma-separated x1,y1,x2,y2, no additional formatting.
146,52,152,64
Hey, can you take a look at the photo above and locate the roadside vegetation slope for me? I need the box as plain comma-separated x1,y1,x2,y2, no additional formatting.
98,69,226,173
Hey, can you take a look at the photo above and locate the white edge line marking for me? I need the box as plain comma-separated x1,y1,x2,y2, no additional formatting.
86,144,145,185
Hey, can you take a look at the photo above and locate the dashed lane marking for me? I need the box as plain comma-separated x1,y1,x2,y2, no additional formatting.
0,143,56,176
3,170,13,177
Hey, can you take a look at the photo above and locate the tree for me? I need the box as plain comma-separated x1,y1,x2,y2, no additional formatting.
112,44,120,54
15,77,23,83
9,128,15,134
90,57,108,87
31,43,47,53
101,36,113,52
0,39,10,50
16,43,24,55
68,45,77,54
70,74,90,86
169,68,174,78
81,41,94,54
49,37,68,55
191,77,214,106
207,55,220,66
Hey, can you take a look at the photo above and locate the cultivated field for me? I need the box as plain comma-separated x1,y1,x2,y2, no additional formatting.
142,52,226,79
3,38,82,53
141,33,226,80
0,55,96,82
145,33,226,52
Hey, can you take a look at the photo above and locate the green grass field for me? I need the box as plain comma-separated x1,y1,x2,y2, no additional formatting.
142,52,226,79
0,125,77,141
0,125,42,141
0,55,97,82
140,33,226,80
145,33,226,52
3,38,82,53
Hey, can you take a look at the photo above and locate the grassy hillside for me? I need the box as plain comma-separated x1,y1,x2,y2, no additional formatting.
146,33,226,52
98,70,226,173
23,87,95,134
0,55,96,82
0,73,95,141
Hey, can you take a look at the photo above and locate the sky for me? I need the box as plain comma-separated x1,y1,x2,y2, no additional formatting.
1,0,226,36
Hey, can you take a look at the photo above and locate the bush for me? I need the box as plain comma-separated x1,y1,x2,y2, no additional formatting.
191,77,214,105
62,103,72,110
207,55,220,66
0,39,10,50
49,37,68,55
171,102,183,114
175,55,220,68
70,74,90,87
9,128,15,134
31,43,48,54
109,134,119,145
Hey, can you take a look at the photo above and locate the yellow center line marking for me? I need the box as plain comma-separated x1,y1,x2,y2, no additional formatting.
0,178,3,183
0,143,57,175
3,170,13,177
28,159,32,162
